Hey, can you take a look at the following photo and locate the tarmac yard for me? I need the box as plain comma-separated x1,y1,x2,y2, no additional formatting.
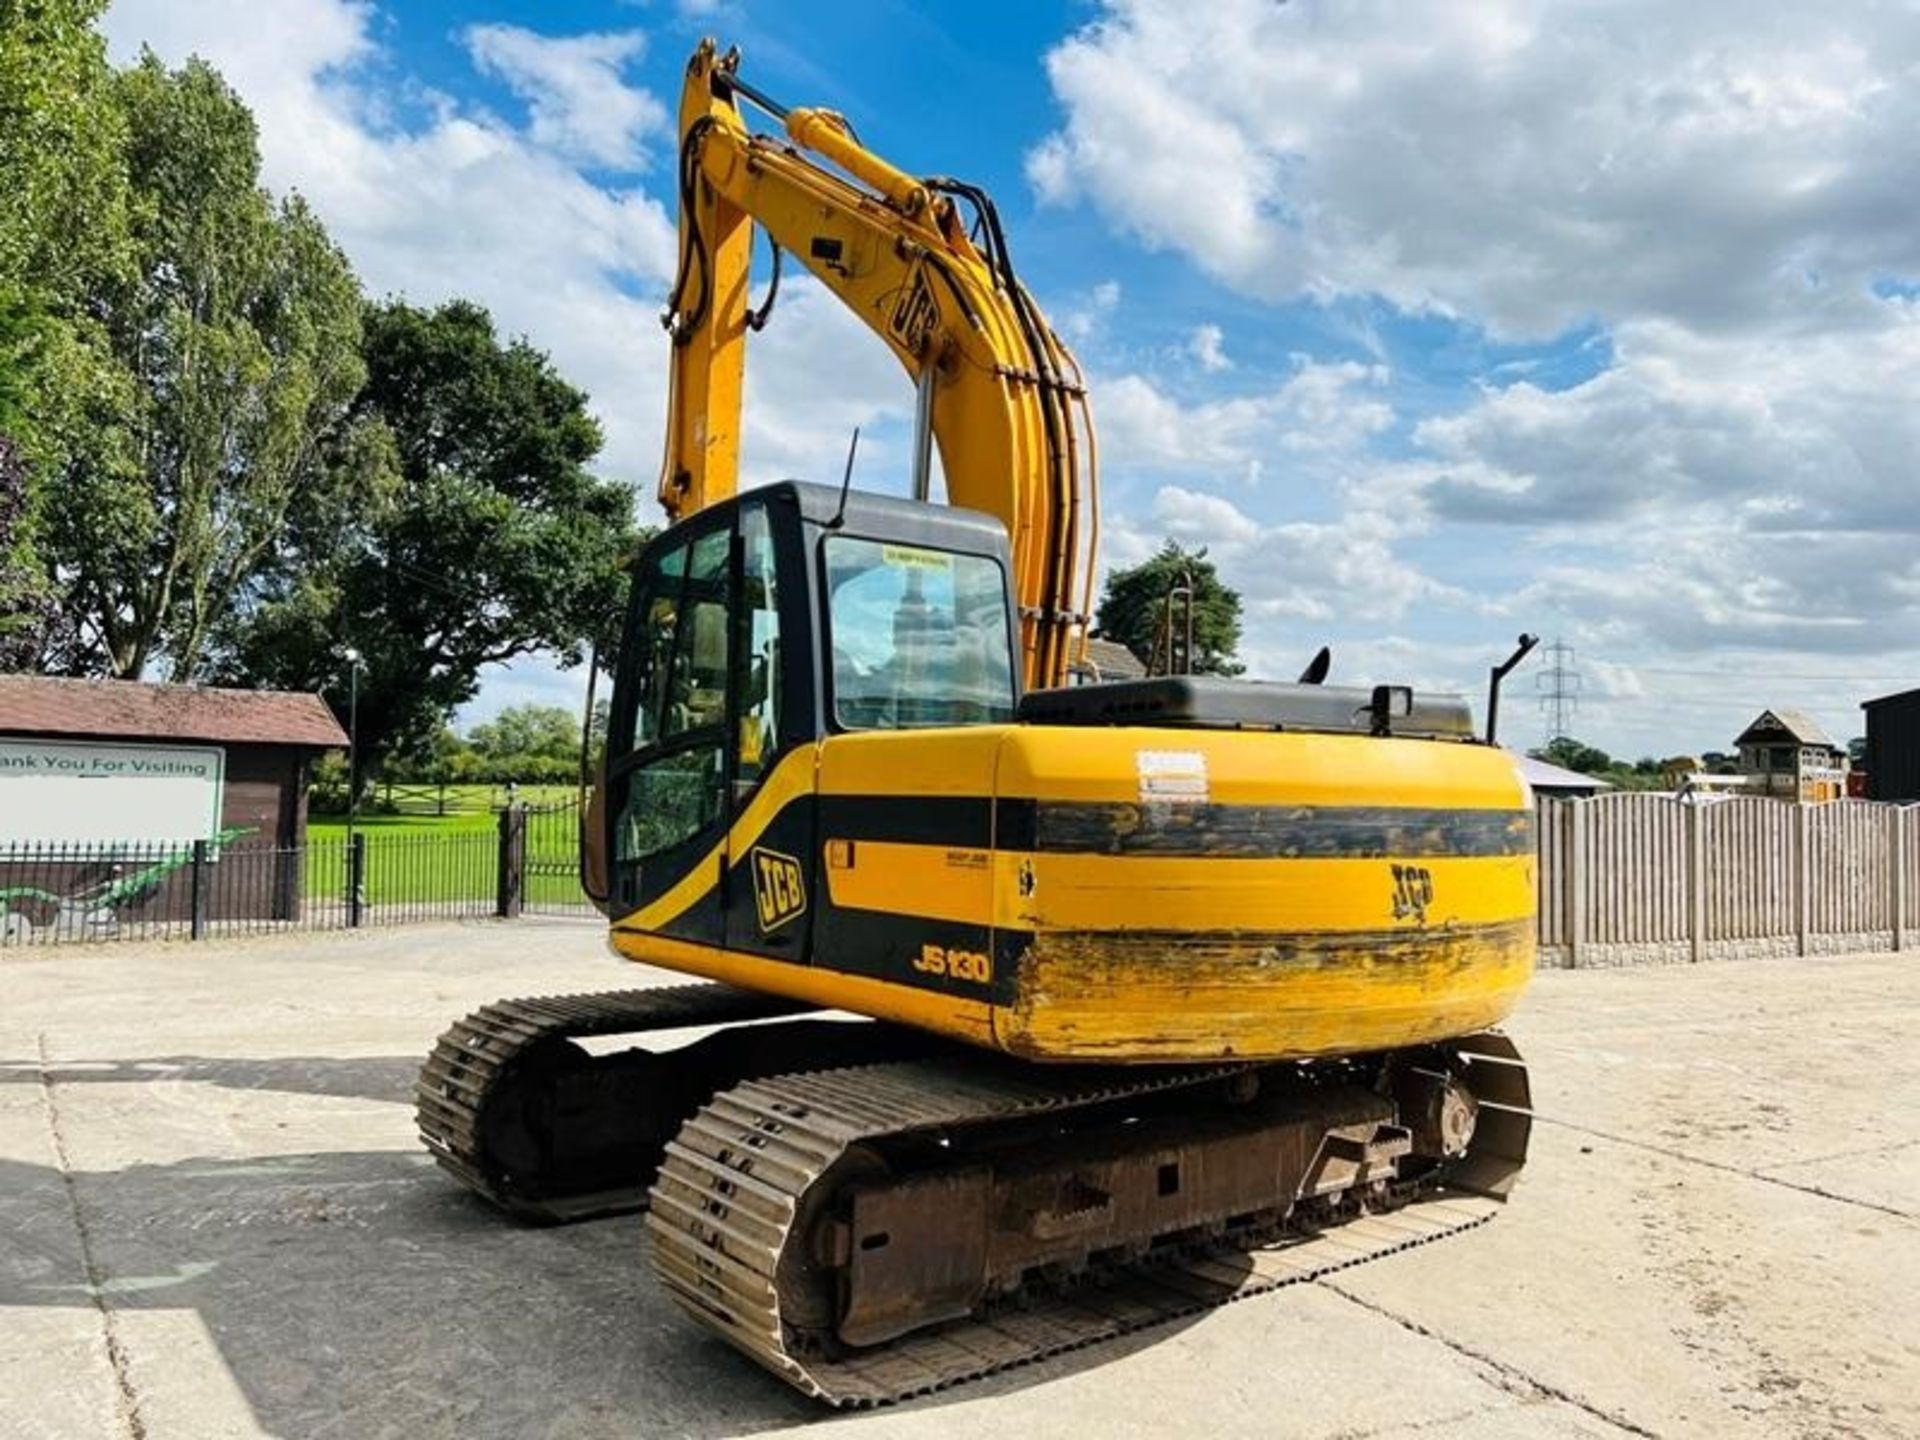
1,923,1914,1440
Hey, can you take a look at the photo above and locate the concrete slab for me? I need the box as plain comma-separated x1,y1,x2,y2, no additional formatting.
0,923,1913,1439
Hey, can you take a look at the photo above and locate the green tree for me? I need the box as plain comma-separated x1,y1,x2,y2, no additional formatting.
1095,541,1244,676
1535,736,1614,775
224,299,636,779
0,0,131,664
35,52,380,678
468,704,580,766
0,0,126,303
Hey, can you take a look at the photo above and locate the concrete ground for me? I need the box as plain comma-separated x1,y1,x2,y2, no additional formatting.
1,923,1914,1440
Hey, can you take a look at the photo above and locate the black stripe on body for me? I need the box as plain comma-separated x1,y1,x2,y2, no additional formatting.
1030,803,1534,859
818,795,994,849
823,795,1531,860
816,902,1010,1005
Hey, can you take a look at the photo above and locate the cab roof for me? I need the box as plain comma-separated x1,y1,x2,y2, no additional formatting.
769,480,1011,560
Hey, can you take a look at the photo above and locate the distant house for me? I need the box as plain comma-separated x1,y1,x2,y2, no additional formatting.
1860,687,1920,801
1071,636,1148,684
1733,708,1847,803
1510,753,1612,799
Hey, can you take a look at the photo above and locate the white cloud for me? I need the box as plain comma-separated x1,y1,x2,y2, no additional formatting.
1032,0,1920,340
1186,323,1230,373
102,0,915,718
105,0,679,491
1094,470,1459,635
99,0,913,504
1035,2,1920,756
1098,358,1391,475
1413,314,1920,654
464,25,666,171
1058,278,1122,342
738,278,915,489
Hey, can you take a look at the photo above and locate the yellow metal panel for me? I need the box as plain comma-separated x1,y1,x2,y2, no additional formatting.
825,840,995,926
817,728,1005,798
994,920,1534,1063
994,853,1534,933
608,929,996,1047
993,727,1531,809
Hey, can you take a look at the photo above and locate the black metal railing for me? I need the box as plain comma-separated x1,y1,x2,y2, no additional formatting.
0,811,595,948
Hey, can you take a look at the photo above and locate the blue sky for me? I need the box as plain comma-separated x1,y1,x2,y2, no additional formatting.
104,0,1920,758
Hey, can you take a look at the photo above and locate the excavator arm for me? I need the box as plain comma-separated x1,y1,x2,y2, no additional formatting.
657,40,1098,690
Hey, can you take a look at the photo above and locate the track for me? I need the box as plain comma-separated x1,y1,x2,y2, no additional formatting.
648,1037,1527,1406
416,985,822,1221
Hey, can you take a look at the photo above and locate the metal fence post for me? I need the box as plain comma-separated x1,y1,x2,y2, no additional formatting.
190,839,209,941
348,833,367,928
497,805,526,919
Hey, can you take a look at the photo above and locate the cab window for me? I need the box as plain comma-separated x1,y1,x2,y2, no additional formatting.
825,537,1014,729
735,504,780,785
614,525,730,863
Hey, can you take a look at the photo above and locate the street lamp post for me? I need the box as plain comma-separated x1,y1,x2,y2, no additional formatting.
343,647,362,838
342,647,365,919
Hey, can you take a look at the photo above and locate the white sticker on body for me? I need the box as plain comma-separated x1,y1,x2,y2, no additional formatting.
1136,749,1209,805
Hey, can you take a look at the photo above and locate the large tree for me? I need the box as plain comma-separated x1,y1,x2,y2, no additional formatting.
0,0,125,298
467,704,581,767
33,52,378,678
1095,541,1244,676
224,299,637,778
0,0,131,664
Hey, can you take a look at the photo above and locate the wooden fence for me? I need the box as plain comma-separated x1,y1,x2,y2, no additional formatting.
1535,795,1918,967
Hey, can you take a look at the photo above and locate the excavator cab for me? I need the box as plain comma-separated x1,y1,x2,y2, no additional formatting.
600,480,1017,959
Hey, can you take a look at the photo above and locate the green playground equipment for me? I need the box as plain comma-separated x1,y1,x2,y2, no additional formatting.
0,826,259,942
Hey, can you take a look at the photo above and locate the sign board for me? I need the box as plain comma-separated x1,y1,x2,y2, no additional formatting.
0,740,226,846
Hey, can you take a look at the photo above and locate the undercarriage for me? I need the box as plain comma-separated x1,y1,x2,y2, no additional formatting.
416,984,1529,1404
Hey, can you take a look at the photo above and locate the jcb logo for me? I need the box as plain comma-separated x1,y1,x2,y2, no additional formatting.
751,847,807,932
1391,864,1434,925
887,265,939,357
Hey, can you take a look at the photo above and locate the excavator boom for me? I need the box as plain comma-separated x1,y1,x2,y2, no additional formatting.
657,41,1097,690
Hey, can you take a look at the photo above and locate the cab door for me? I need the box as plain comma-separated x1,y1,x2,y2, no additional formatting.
720,498,816,960
603,514,736,944
604,494,817,961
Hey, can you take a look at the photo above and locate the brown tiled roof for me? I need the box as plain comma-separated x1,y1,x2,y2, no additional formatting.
0,676,347,747
1080,637,1148,680
1734,707,1837,748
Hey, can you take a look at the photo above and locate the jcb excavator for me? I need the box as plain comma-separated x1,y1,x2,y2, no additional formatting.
417,40,1534,1406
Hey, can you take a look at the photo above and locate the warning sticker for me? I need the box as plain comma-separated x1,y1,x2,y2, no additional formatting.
881,544,954,571
1137,750,1208,805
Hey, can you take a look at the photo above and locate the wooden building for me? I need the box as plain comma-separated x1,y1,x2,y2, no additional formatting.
0,677,346,928
1861,687,1920,802
1071,636,1149,683
1732,708,1848,803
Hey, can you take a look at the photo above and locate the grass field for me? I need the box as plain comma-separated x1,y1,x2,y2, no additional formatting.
304,798,587,907
339,782,579,821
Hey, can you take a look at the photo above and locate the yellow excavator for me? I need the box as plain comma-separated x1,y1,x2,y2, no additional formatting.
417,40,1534,1406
